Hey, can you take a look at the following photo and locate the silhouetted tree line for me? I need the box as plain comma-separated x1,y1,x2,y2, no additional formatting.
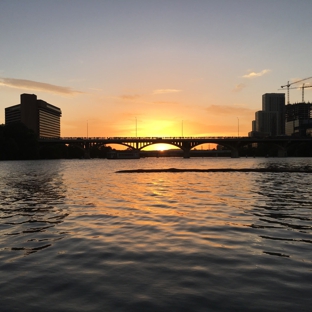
0,123,112,160
0,123,38,160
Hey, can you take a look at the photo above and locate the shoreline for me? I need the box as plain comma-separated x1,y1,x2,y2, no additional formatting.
116,167,312,173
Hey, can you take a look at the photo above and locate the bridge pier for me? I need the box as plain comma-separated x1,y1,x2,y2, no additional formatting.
84,149,90,159
231,149,239,158
277,148,287,157
183,150,190,158
84,142,91,159
181,141,191,158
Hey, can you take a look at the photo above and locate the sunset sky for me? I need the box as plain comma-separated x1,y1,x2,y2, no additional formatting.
1,0,312,138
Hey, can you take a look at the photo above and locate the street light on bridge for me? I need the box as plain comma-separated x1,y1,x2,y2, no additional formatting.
237,117,239,137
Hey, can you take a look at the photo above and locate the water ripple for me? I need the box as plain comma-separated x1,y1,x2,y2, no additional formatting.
1,159,312,311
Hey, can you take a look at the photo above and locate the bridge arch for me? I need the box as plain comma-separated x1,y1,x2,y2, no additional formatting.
140,142,183,151
190,143,218,150
186,140,241,158
106,142,136,150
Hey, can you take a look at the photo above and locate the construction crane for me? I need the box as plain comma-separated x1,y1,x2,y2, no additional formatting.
280,76,312,104
283,83,312,103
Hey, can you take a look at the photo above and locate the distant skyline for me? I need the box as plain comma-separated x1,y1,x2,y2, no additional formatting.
1,0,312,138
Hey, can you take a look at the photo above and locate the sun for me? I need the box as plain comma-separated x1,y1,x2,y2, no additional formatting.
144,143,172,151
156,144,168,151
154,143,172,151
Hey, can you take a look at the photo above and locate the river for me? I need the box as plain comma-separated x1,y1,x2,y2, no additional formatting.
0,157,312,311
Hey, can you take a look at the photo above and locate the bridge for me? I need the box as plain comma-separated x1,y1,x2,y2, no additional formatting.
38,136,312,158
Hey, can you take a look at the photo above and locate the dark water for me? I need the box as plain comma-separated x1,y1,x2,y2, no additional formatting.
0,158,312,311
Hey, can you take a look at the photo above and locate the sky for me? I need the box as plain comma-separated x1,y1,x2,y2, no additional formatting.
1,0,312,139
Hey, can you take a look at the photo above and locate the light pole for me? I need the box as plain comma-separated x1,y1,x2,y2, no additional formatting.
87,120,88,139
237,117,239,137
135,117,137,137
182,120,184,137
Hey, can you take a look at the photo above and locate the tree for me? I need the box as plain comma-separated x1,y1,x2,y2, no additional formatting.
0,123,38,160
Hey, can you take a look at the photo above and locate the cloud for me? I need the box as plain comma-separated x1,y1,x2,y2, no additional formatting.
232,83,246,92
152,101,179,105
153,89,181,94
206,105,254,116
0,77,82,95
119,94,140,101
88,87,102,92
242,69,271,78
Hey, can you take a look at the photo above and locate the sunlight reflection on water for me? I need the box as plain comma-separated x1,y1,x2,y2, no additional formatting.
0,158,312,311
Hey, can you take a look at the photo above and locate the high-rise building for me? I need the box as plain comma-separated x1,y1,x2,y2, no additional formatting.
285,102,312,136
255,111,279,135
5,94,62,138
249,93,285,137
262,93,285,136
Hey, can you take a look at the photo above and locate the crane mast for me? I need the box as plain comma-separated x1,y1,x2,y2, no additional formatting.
281,76,312,104
281,83,312,103
300,84,312,102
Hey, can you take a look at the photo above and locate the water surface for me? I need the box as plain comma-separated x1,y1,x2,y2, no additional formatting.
0,158,312,311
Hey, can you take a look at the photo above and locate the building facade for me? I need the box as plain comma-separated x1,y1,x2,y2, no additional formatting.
261,93,285,136
285,102,312,136
5,94,62,138
249,93,285,137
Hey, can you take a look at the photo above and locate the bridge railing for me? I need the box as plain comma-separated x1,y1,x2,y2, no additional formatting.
38,135,312,142
40,136,248,141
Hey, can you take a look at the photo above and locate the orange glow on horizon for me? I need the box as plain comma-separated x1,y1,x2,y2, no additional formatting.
144,143,173,151
106,142,218,151
61,110,251,138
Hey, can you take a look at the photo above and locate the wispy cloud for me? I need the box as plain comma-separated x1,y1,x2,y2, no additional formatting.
232,83,246,92
88,87,103,92
152,101,179,105
153,89,181,95
206,105,254,116
0,77,82,95
242,69,271,78
119,94,140,101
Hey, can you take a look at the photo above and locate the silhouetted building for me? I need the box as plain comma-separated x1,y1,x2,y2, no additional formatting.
5,94,62,137
285,102,312,136
251,120,256,131
249,93,285,137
